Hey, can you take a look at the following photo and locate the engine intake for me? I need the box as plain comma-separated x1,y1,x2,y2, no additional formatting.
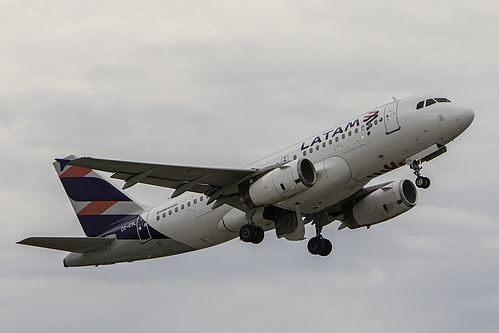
241,158,316,208
343,179,418,229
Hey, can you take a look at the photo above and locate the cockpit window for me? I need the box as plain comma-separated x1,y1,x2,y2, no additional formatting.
416,97,452,110
425,98,437,107
435,97,451,103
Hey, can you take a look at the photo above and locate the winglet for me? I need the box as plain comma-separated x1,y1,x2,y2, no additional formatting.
55,154,79,172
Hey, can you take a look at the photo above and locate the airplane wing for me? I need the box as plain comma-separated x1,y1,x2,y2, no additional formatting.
65,156,267,209
17,237,114,253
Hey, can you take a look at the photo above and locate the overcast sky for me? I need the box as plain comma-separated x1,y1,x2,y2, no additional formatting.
1,1,498,332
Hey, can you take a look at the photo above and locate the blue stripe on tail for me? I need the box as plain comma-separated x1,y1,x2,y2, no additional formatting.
59,177,132,202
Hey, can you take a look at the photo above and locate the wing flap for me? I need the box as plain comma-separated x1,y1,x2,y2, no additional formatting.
17,237,114,253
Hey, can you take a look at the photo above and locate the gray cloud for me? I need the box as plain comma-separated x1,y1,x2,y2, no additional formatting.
1,1,498,332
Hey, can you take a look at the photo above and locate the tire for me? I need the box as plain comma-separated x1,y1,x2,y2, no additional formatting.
415,177,425,188
319,239,333,256
252,226,265,244
422,177,431,189
307,237,323,255
239,225,256,243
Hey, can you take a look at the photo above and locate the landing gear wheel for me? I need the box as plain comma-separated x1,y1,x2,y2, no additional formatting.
252,226,265,244
308,237,333,256
410,159,431,189
416,176,431,189
307,237,322,255
319,239,333,256
239,225,256,243
239,225,265,244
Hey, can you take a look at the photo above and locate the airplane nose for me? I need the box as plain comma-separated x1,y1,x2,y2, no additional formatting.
453,103,475,131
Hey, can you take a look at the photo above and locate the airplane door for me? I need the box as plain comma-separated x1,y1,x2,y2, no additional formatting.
136,216,152,243
383,101,400,134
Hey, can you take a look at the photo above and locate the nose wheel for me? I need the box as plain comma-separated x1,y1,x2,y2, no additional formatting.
410,159,431,189
415,176,431,189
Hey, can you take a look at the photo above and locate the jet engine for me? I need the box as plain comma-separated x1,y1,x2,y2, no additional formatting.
240,158,316,208
342,179,418,229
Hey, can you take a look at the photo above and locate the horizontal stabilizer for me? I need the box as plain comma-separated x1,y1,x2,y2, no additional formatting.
17,236,115,253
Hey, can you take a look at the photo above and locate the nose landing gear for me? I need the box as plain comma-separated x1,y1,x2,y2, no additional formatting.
410,159,431,189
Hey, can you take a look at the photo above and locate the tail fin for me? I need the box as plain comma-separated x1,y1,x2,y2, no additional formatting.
54,155,146,237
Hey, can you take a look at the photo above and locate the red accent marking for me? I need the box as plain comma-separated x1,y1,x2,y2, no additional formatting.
390,161,397,168
398,162,405,167
77,201,118,215
60,166,92,178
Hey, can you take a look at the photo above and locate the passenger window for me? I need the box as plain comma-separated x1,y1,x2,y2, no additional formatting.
303,150,307,156
181,204,185,210
293,155,297,160
329,139,332,145
200,196,203,202
335,137,339,142
156,215,160,221
175,207,178,212
187,202,191,207
194,199,197,204
316,145,319,150
355,128,358,134
162,212,166,218
169,210,172,215
322,142,326,148
416,101,424,109
426,99,436,107
342,134,345,139
309,148,313,153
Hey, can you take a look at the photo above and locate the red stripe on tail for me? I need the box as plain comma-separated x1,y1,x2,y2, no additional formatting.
77,201,118,216
60,166,92,178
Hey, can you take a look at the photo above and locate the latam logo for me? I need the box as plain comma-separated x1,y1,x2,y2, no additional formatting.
300,110,383,150
363,110,379,125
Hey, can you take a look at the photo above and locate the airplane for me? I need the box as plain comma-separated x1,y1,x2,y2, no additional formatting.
17,94,475,267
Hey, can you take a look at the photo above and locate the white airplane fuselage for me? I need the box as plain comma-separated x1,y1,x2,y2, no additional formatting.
61,94,474,267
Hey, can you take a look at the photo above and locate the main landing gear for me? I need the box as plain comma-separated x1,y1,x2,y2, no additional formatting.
307,211,333,257
409,159,431,189
239,224,265,244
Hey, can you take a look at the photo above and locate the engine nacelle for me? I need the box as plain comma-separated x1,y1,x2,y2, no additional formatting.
241,158,316,208
343,179,418,229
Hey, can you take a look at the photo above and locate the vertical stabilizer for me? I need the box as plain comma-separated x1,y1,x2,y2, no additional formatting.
54,155,146,237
